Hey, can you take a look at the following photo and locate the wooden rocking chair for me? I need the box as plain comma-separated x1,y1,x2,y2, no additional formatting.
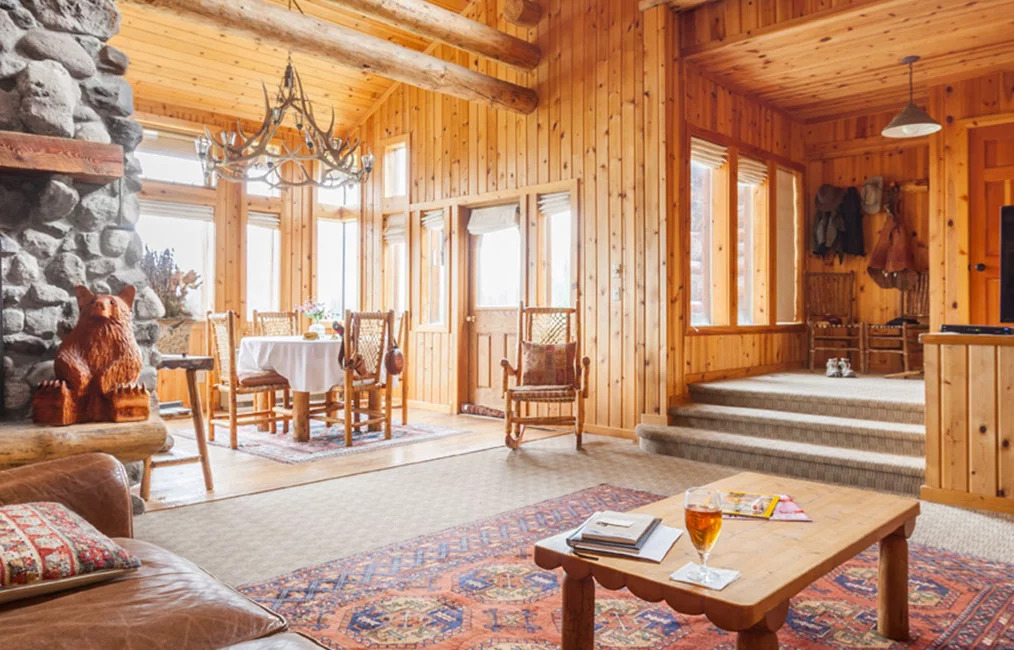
500,302,590,450
205,311,291,449
312,310,394,446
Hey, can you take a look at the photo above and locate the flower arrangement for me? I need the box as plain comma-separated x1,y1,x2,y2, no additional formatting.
140,247,202,318
295,299,332,323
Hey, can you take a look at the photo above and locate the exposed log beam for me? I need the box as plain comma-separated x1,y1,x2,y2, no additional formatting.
503,0,542,26
320,0,540,70
122,0,539,114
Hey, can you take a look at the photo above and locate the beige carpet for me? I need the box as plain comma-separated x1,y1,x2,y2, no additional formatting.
135,433,1014,586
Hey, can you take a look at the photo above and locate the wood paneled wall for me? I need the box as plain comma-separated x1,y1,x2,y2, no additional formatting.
360,0,674,433
927,71,1014,331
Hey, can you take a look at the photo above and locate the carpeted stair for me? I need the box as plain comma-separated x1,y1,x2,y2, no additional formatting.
636,375,926,495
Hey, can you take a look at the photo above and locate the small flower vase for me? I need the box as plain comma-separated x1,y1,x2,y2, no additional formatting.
308,321,326,337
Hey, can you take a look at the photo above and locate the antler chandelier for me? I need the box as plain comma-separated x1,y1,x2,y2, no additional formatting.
196,60,374,191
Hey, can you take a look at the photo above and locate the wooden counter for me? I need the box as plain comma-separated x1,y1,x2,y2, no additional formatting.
921,332,1014,514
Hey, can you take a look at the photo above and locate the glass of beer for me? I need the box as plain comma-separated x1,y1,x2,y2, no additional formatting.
684,487,723,585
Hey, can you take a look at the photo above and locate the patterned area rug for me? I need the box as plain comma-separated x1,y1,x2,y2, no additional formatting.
240,485,1014,648
176,421,465,464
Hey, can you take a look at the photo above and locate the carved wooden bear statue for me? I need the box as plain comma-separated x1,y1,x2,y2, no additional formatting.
32,286,150,426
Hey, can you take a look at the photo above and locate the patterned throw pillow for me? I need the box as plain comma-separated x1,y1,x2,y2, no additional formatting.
521,341,577,386
0,502,141,604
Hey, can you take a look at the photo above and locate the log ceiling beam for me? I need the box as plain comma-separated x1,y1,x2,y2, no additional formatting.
503,0,541,26
319,0,541,70
121,0,539,114
638,0,713,12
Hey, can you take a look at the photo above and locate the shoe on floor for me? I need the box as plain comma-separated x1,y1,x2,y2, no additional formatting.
826,358,842,378
839,358,858,378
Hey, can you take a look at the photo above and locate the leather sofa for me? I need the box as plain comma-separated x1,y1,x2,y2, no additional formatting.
0,453,323,649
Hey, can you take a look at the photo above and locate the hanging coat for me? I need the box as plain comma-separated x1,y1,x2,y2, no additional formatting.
840,187,865,257
867,186,919,290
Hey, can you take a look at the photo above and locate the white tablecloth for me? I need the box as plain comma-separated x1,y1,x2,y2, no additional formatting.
237,336,344,393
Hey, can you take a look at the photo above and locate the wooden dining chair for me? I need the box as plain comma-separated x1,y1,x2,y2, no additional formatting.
312,310,394,446
805,271,865,371
252,310,300,336
205,311,291,449
501,301,590,450
862,272,930,377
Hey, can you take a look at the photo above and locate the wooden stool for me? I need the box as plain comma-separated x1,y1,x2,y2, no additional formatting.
141,355,215,500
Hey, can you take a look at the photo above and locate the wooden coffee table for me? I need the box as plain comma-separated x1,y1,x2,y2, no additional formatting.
534,472,920,649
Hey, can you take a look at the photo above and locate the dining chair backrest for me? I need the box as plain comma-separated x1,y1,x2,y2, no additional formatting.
513,301,582,389
805,271,854,322
206,311,238,386
253,310,299,336
344,310,393,382
901,272,930,321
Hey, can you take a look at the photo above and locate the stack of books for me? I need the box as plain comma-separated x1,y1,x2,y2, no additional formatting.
567,511,682,562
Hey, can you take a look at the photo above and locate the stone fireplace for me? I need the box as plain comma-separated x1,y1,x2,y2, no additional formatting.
0,0,164,418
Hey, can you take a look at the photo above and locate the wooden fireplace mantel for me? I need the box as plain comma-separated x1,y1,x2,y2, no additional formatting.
0,131,124,184
0,417,167,470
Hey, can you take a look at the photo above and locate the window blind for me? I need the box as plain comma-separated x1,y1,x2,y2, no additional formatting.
538,192,571,218
138,129,199,158
421,208,445,231
248,211,281,229
467,203,519,235
690,137,728,170
383,213,406,244
139,199,214,222
738,157,769,186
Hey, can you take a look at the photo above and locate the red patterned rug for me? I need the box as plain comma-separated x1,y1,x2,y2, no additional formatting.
240,485,1014,648
176,421,465,464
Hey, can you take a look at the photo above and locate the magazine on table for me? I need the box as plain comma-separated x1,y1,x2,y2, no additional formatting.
723,494,812,522
719,491,780,519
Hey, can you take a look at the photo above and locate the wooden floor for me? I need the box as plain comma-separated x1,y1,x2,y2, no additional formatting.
139,410,571,511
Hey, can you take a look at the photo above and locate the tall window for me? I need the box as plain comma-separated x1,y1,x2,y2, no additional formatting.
421,209,447,324
539,192,574,307
317,183,361,212
383,141,408,200
736,157,769,326
136,200,215,315
775,168,802,323
136,129,207,187
246,211,281,318
383,214,408,315
469,204,521,308
316,218,359,318
246,163,281,198
689,138,729,326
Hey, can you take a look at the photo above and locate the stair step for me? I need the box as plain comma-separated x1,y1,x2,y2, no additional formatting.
689,381,924,425
669,403,925,457
635,424,924,495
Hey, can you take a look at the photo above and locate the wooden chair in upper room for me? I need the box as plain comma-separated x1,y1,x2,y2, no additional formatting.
500,302,590,450
313,310,394,446
862,272,930,378
252,310,300,336
805,271,865,372
205,311,291,449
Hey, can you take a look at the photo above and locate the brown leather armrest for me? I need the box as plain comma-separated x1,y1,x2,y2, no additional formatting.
0,453,133,538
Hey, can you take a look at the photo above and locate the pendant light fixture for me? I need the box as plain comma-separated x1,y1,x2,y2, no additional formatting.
882,55,941,139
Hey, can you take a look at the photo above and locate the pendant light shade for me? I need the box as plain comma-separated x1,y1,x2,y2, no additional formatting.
882,56,941,139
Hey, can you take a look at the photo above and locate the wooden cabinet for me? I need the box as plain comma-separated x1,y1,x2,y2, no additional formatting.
921,333,1014,514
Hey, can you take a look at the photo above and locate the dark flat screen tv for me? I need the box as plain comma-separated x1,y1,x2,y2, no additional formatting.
1003,205,1014,323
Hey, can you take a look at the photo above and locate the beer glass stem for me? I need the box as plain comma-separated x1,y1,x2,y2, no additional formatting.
698,550,711,584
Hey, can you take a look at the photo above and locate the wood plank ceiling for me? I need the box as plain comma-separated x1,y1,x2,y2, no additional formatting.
682,0,1014,121
110,0,470,129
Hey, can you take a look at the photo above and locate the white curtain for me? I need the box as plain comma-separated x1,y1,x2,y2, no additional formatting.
738,157,769,186
383,213,406,244
467,203,519,235
538,192,571,217
138,199,214,222
690,137,728,170
421,208,445,231
247,211,281,229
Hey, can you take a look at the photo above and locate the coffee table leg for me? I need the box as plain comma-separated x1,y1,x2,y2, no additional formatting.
878,520,914,641
292,391,311,442
561,572,595,650
736,600,788,650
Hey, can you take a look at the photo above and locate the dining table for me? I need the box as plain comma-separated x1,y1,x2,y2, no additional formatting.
237,335,379,442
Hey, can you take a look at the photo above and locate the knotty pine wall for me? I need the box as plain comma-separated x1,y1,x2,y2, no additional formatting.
360,0,674,434
681,64,808,384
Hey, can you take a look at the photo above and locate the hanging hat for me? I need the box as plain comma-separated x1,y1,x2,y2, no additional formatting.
815,184,846,212
862,176,883,215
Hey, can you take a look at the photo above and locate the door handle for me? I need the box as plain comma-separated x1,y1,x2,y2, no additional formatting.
974,263,987,272
465,316,476,323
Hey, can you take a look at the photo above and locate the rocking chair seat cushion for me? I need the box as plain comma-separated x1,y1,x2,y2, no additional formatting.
520,341,576,387
508,385,576,402
236,370,290,388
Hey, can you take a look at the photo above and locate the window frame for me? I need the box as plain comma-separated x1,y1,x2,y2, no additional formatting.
685,127,806,336
381,135,410,215
315,214,360,320
535,191,578,308
412,203,452,333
